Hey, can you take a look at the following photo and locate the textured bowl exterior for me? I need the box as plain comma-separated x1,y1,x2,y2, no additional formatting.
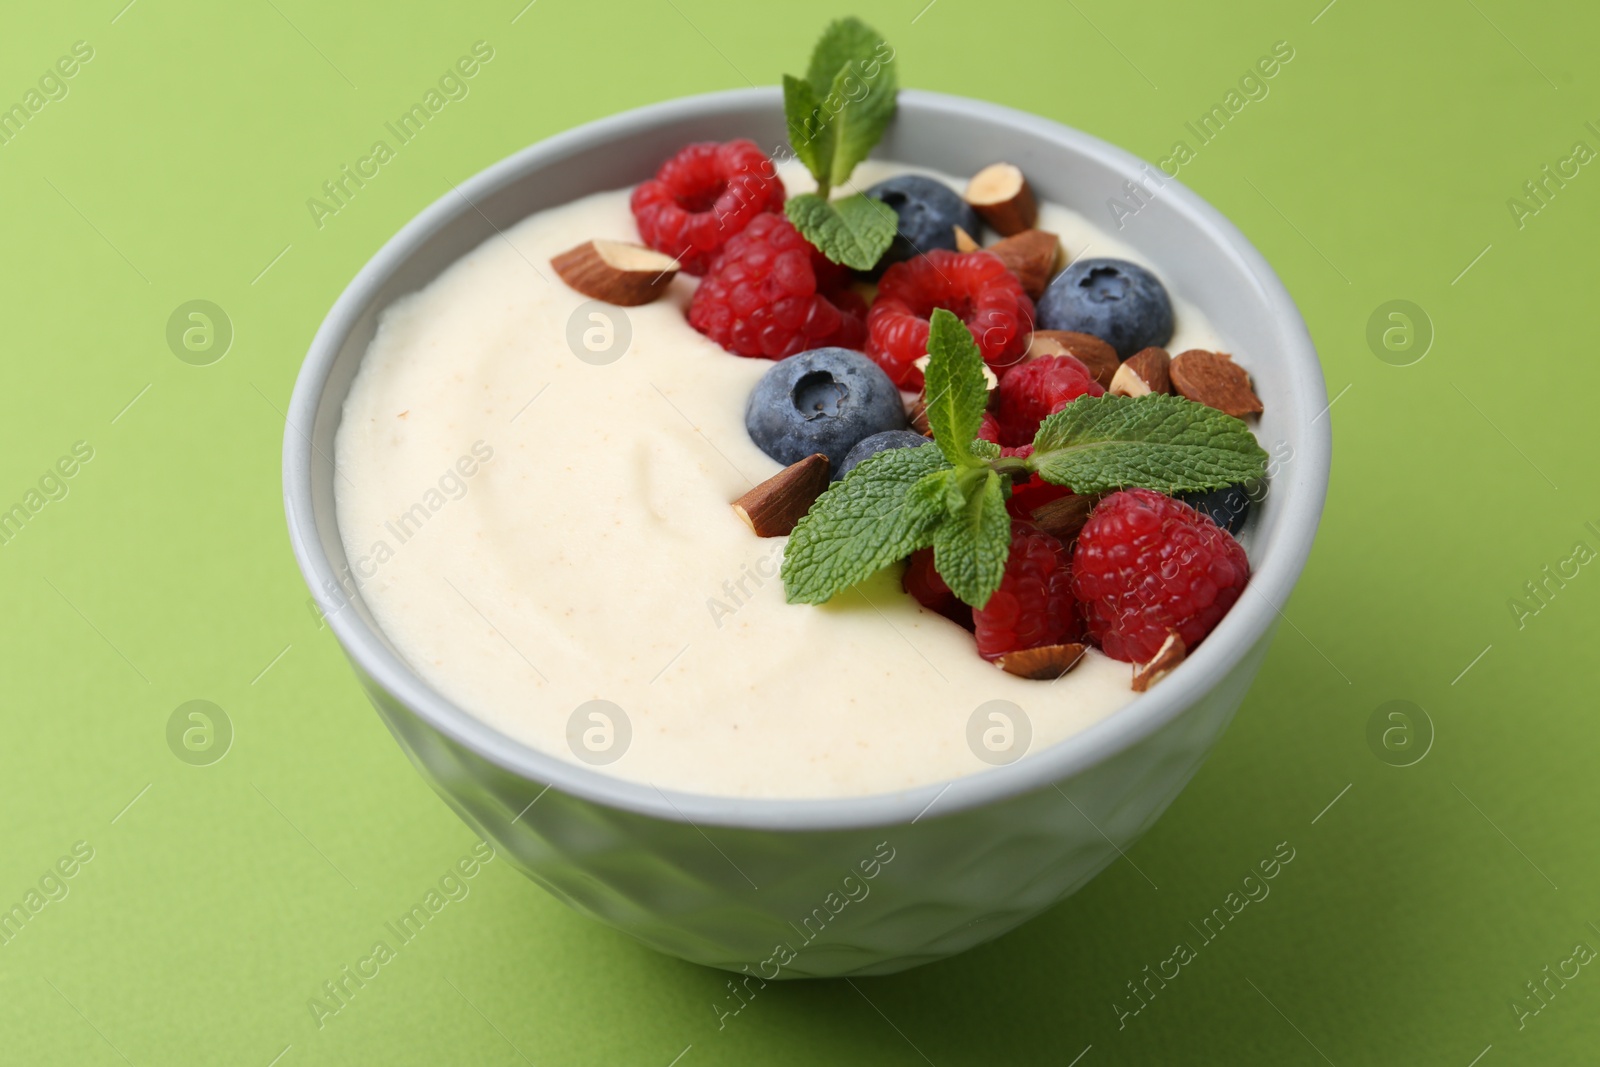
359,631,1272,977
284,88,1329,977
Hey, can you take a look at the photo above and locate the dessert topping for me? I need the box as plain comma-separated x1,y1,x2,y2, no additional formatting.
687,213,867,359
985,228,1061,300
782,20,900,269
629,140,785,274
995,353,1105,446
1169,350,1264,418
865,250,1034,387
1037,257,1174,359
1131,631,1187,691
743,346,905,472
732,454,831,537
864,175,981,268
1110,346,1173,397
906,394,931,435
973,521,1082,661
1072,489,1250,663
1026,330,1119,388
1027,491,1102,543
782,310,1267,611
550,240,680,306
963,162,1038,236
998,642,1089,680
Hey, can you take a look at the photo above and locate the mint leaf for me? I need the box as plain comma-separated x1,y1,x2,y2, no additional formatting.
922,309,989,468
782,443,952,604
1029,394,1269,493
785,193,897,271
820,49,897,190
802,19,898,192
919,467,965,529
932,468,1010,608
782,75,830,187
805,18,882,95
785,18,898,197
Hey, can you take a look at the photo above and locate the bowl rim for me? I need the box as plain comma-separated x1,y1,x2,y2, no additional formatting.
284,86,1330,832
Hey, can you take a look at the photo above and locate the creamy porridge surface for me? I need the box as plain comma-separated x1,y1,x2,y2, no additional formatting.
334,160,1228,798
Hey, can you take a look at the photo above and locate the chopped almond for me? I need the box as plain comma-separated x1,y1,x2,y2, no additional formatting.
987,229,1060,300
1110,347,1172,397
964,163,1037,235
1027,330,1118,389
1131,632,1186,691
1170,350,1263,417
998,643,1088,680
731,455,830,537
551,240,679,306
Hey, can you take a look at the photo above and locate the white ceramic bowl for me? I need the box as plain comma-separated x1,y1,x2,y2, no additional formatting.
283,87,1329,977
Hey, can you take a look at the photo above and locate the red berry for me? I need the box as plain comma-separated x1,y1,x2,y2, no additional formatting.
973,522,1082,661
1072,489,1250,663
902,548,973,629
971,410,1063,521
866,251,1034,388
1006,478,1074,521
688,214,867,359
995,354,1105,447
630,140,786,275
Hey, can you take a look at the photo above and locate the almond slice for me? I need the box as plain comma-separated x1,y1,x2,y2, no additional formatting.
551,240,680,306
986,229,1060,300
1110,347,1172,397
1131,632,1186,691
1026,330,1118,389
1028,492,1102,543
953,225,980,253
906,395,931,435
731,454,829,537
964,163,1037,236
998,642,1088,680
1169,350,1263,418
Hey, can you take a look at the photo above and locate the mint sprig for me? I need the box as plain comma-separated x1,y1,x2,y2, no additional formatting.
780,441,951,605
781,18,898,269
931,467,1009,607
1029,394,1268,493
781,317,1271,610
783,311,1014,608
921,309,991,468
784,192,898,272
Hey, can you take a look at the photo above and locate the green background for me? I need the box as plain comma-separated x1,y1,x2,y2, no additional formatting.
1,0,1594,1062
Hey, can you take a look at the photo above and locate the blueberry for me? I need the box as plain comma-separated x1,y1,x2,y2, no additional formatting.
1036,258,1173,359
1180,483,1257,535
865,175,980,270
745,348,907,475
834,430,931,481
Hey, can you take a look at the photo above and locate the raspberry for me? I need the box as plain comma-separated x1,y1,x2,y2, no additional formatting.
972,522,1082,661
1006,477,1074,521
1072,489,1250,663
902,548,973,629
866,251,1034,388
630,140,785,275
688,214,867,359
977,411,1061,510
995,355,1105,447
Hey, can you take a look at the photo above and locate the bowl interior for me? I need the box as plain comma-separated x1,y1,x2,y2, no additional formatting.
286,87,1328,830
